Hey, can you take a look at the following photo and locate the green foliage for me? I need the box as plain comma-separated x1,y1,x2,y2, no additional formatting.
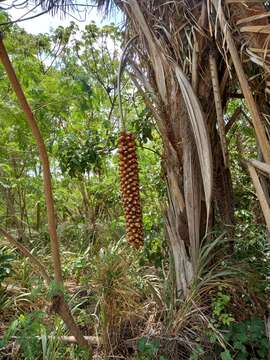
62,252,90,281
189,344,205,360
131,107,154,144
57,130,116,177
135,337,167,360
48,280,65,299
234,224,270,292
64,344,91,360
14,257,33,288
220,350,233,360
0,311,46,360
0,246,14,284
223,317,268,359
0,286,11,310
141,237,164,268
211,288,235,326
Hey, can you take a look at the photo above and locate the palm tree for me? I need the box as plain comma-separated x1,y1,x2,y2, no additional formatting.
2,0,270,349
26,0,269,295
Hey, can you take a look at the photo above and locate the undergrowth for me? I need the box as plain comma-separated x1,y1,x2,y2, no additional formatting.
1,229,268,359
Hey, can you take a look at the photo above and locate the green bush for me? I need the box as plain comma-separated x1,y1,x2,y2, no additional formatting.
223,317,268,359
0,246,14,285
0,311,46,360
135,337,167,360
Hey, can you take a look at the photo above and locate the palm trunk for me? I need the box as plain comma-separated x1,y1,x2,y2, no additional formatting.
112,0,236,297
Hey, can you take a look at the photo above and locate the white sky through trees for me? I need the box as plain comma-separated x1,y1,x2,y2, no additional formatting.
5,2,121,34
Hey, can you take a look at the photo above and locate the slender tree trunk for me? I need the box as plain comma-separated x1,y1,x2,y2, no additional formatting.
36,201,41,232
0,35,92,354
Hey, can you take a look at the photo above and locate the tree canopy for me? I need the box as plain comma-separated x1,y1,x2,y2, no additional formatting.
0,3,269,359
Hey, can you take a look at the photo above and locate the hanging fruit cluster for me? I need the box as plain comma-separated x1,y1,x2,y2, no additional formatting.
118,131,144,248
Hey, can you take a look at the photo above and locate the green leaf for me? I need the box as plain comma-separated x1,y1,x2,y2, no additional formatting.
221,350,233,360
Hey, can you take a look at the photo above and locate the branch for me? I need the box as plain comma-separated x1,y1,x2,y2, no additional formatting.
0,228,51,285
225,106,242,134
0,8,51,27
0,34,62,285
141,146,162,157
248,159,270,177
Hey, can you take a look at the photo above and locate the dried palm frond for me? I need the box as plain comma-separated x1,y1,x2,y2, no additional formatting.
237,11,270,25
247,162,270,237
249,158,270,175
183,142,201,267
209,53,228,167
94,0,115,12
36,0,114,15
36,0,78,14
174,64,213,225
126,0,168,104
211,0,270,164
